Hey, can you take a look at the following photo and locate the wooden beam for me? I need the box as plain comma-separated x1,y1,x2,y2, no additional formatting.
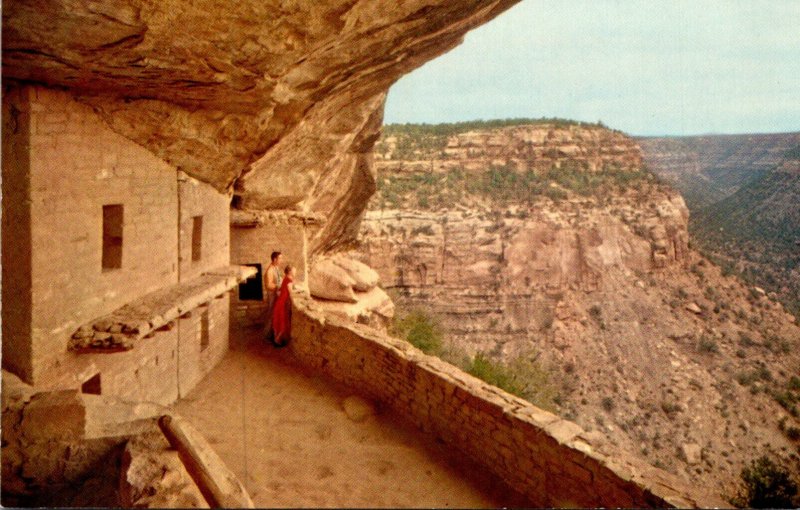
158,415,254,508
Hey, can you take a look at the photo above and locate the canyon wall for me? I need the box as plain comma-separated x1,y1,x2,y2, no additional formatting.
380,122,641,173
358,124,689,355
638,133,800,208
641,133,800,320
353,122,800,496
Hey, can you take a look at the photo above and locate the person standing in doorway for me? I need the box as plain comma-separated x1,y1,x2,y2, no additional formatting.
264,251,283,343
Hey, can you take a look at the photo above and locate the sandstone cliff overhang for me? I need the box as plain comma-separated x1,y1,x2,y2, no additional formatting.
4,0,521,252
230,209,325,229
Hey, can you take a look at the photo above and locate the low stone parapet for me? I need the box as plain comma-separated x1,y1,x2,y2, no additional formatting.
288,292,727,508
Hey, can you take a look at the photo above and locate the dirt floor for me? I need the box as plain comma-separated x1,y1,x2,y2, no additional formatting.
172,328,511,508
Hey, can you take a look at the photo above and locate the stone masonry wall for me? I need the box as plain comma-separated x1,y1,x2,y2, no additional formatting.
1,87,34,381
178,172,230,282
22,86,179,386
2,85,234,407
177,295,230,398
288,292,726,508
96,329,180,406
229,213,310,330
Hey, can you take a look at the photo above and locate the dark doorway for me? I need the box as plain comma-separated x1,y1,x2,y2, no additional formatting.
238,263,263,300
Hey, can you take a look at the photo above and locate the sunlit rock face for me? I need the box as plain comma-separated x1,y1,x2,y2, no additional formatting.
3,0,519,253
353,124,691,354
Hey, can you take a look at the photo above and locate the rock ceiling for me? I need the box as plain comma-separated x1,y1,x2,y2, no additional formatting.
3,0,518,252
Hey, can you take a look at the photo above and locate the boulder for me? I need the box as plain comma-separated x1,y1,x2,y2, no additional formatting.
342,396,375,422
21,390,86,442
313,286,395,330
309,258,358,303
2,370,35,408
331,255,380,292
681,443,702,465
120,429,209,508
685,302,702,314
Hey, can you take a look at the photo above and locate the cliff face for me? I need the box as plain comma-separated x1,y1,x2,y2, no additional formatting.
360,123,688,352
359,195,688,355
353,122,800,494
3,0,519,253
380,123,642,173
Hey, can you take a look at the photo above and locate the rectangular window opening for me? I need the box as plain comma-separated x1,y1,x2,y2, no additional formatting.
81,373,102,395
102,204,123,270
238,263,263,301
200,309,210,351
191,216,203,262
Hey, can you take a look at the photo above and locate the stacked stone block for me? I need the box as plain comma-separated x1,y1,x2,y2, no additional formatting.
177,295,230,398
1,84,242,406
178,171,231,282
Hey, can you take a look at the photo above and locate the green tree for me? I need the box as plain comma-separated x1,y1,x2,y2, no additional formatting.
736,456,798,508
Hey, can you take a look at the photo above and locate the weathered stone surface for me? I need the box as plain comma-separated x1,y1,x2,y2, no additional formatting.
4,0,521,253
83,395,167,439
120,428,209,509
2,369,35,408
313,285,395,331
287,292,728,508
21,390,86,442
331,254,380,292
681,443,702,465
158,415,254,508
3,386,243,506
353,124,692,355
309,255,392,328
342,395,376,422
685,302,702,314
378,124,642,174
359,122,800,493
309,257,358,303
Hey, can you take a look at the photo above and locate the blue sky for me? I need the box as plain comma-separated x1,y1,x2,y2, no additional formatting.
384,0,800,136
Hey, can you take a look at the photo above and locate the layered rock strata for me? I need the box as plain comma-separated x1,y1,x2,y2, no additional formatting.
379,123,642,173
353,123,800,495
359,123,688,353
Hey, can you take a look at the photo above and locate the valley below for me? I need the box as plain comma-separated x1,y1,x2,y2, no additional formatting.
641,133,800,324
350,121,800,501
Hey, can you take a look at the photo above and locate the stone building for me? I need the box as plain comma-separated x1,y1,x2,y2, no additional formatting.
228,209,322,331
1,85,254,405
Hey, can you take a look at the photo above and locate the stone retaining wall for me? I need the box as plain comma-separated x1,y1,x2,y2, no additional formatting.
289,292,726,508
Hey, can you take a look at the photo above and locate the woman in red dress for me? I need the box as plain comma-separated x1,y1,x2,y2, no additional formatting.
271,265,294,347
